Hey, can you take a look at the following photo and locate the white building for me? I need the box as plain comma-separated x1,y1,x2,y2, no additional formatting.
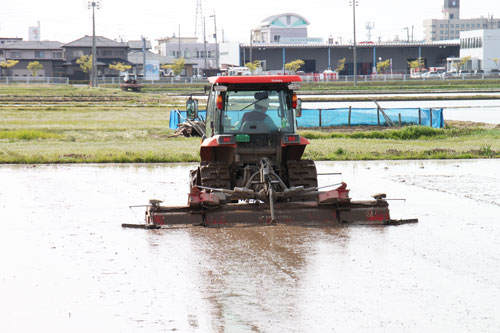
251,13,322,44
459,29,500,72
423,0,500,42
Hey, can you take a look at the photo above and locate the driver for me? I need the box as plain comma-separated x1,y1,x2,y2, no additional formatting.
240,94,278,131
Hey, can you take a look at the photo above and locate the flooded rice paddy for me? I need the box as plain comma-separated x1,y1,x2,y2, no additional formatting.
0,160,499,332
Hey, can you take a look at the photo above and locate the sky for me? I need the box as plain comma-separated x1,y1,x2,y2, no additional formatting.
0,0,499,46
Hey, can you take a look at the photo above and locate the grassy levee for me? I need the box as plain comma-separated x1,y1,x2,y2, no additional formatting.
0,84,499,163
100,77,500,95
300,78,500,92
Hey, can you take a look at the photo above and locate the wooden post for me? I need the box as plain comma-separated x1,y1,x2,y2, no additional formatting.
377,107,380,126
418,108,422,125
398,113,402,127
348,106,352,127
319,109,322,128
429,108,433,128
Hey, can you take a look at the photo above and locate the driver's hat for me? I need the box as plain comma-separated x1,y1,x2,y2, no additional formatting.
256,98,269,109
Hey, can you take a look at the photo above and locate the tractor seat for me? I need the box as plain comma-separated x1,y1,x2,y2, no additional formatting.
239,121,269,133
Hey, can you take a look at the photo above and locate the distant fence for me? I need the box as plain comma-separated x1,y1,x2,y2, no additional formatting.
99,73,500,85
1,75,496,86
98,77,209,85
298,108,444,128
169,108,444,130
0,76,69,85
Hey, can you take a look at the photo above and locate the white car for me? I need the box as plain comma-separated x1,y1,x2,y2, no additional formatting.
422,71,442,78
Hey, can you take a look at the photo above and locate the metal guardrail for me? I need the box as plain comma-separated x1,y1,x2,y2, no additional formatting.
0,77,69,84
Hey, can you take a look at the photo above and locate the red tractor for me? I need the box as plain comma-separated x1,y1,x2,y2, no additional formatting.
123,76,417,229
189,75,317,198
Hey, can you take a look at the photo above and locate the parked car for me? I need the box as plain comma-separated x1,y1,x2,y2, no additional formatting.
442,72,456,78
472,69,485,77
459,70,471,77
422,71,441,78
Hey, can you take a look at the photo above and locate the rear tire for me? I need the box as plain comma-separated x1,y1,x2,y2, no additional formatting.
200,162,231,190
287,159,318,189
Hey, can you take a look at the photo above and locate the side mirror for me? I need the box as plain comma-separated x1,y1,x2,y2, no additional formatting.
186,98,199,120
295,99,303,118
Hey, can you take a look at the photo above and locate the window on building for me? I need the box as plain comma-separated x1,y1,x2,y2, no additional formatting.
35,51,45,58
466,24,470,28
440,30,444,35
451,30,454,34
73,50,84,58
483,24,487,28
461,24,465,28
10,51,21,58
498,22,500,28
440,24,444,28
53,51,63,59
273,35,281,42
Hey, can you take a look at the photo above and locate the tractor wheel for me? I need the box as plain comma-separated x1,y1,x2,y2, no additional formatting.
287,159,318,189
200,162,231,190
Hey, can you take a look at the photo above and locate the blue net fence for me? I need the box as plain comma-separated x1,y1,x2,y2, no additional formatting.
169,108,444,130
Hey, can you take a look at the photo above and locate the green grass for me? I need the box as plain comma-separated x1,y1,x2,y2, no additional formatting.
300,125,480,140
0,129,64,140
0,84,499,163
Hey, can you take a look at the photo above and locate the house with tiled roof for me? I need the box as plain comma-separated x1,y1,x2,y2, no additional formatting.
63,35,132,80
0,40,65,77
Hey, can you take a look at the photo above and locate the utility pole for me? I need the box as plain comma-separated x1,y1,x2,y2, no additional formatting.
142,35,146,78
250,30,253,63
209,12,219,69
203,17,207,71
178,24,181,58
88,1,100,87
350,0,358,87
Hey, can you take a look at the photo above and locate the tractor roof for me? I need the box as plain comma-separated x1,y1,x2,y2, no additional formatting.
208,75,302,85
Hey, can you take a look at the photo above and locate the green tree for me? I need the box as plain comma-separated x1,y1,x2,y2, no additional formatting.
492,57,500,69
162,58,185,76
285,59,305,74
245,60,261,74
27,61,44,77
335,58,346,72
408,57,425,71
109,61,132,73
377,59,391,73
453,56,471,72
0,59,19,76
76,55,92,78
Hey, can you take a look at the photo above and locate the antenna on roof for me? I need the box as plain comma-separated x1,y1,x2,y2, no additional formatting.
195,0,203,39
365,22,374,42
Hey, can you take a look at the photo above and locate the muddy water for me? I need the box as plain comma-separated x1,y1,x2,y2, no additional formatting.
1,160,499,332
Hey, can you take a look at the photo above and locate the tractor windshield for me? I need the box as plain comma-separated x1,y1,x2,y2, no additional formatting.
220,90,294,134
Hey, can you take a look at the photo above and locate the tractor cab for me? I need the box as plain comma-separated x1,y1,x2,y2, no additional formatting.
194,76,312,191
204,76,302,138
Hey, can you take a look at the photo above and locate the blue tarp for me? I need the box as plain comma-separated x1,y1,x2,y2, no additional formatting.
169,108,444,129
